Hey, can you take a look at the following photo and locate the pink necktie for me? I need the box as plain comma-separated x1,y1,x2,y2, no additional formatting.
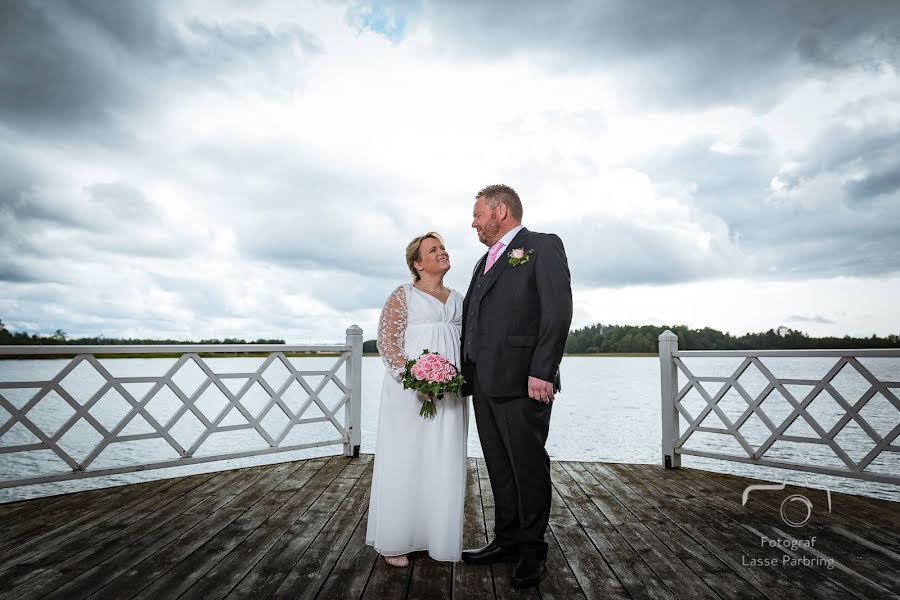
484,241,504,273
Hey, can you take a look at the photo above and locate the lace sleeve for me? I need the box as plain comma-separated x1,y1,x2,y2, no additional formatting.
377,285,408,381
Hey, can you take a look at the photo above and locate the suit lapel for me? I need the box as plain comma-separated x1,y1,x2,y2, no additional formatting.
463,252,488,314
474,253,488,278
479,227,528,299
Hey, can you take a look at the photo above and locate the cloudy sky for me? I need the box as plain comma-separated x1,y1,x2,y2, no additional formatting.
1,0,899,343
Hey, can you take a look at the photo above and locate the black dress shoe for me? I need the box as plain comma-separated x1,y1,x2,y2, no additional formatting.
511,553,546,588
461,540,518,564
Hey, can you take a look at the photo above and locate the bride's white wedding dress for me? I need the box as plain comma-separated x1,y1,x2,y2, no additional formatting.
365,283,468,561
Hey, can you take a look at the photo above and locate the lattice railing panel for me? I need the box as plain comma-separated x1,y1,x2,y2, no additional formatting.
658,334,900,484
0,334,363,489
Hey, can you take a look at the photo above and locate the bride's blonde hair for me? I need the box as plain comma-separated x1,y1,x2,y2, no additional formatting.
406,232,444,283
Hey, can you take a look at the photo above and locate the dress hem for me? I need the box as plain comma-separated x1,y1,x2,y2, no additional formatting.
366,541,462,563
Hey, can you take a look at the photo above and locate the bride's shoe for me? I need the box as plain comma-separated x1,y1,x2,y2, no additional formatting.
383,554,409,567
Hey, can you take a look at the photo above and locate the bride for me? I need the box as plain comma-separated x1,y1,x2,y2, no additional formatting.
365,232,469,567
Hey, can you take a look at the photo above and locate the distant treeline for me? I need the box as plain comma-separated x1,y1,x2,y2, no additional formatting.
564,324,900,354
0,320,284,346
4,319,898,354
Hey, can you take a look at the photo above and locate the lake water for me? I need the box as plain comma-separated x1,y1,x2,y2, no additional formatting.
1,356,898,503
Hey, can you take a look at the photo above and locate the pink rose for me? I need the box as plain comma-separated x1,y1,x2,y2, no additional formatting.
510,248,525,259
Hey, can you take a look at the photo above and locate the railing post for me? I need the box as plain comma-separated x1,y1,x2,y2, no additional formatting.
344,325,363,457
659,330,680,468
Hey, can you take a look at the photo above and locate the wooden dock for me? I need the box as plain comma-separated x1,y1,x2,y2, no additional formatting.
0,455,898,599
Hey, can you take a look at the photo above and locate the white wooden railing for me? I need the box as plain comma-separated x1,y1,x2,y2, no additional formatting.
0,326,363,489
659,330,900,485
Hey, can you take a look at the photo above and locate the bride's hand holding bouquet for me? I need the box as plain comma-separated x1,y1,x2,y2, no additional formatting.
402,349,465,418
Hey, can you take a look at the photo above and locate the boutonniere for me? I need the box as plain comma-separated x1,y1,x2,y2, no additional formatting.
507,247,533,266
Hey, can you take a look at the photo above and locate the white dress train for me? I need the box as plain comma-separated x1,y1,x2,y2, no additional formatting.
365,283,469,561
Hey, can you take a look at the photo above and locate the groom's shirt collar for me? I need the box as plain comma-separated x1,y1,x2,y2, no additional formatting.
497,224,524,249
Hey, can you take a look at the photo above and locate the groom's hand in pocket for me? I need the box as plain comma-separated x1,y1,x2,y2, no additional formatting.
527,376,554,404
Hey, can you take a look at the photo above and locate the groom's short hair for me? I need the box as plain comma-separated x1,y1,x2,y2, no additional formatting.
477,184,523,222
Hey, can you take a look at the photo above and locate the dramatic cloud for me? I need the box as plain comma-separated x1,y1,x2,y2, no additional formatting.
1,0,898,341
0,1,175,136
418,0,900,109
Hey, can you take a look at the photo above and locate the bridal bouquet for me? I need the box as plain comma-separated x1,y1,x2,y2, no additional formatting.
402,349,466,419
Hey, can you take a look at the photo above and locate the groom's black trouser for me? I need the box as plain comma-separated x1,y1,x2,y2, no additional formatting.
472,367,552,558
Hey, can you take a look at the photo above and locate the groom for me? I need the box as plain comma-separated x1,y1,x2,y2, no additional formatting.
460,184,572,588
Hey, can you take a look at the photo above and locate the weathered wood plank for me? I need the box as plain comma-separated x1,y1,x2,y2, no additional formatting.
746,522,898,600
84,463,299,600
223,457,356,599
622,464,826,600
679,499,877,600
592,461,900,600
0,482,122,522
37,463,286,600
176,459,336,600
184,465,258,497
690,487,898,600
540,487,587,600
0,491,68,519
269,466,373,599
0,475,176,571
130,461,318,600
652,521,767,600
3,455,899,600
451,459,493,600
0,471,218,595
407,554,452,600
360,551,412,600
548,464,629,600
620,522,721,600
0,476,178,559
580,462,667,525
587,464,779,600
829,524,900,570
683,467,900,555
557,463,677,600
476,458,538,600
551,461,615,528
315,508,379,600
696,466,900,528
623,465,827,600
7,493,226,600
669,466,900,597
559,462,635,525
604,464,766,600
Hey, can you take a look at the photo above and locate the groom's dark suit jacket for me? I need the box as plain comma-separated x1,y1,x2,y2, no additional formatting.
461,227,573,398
